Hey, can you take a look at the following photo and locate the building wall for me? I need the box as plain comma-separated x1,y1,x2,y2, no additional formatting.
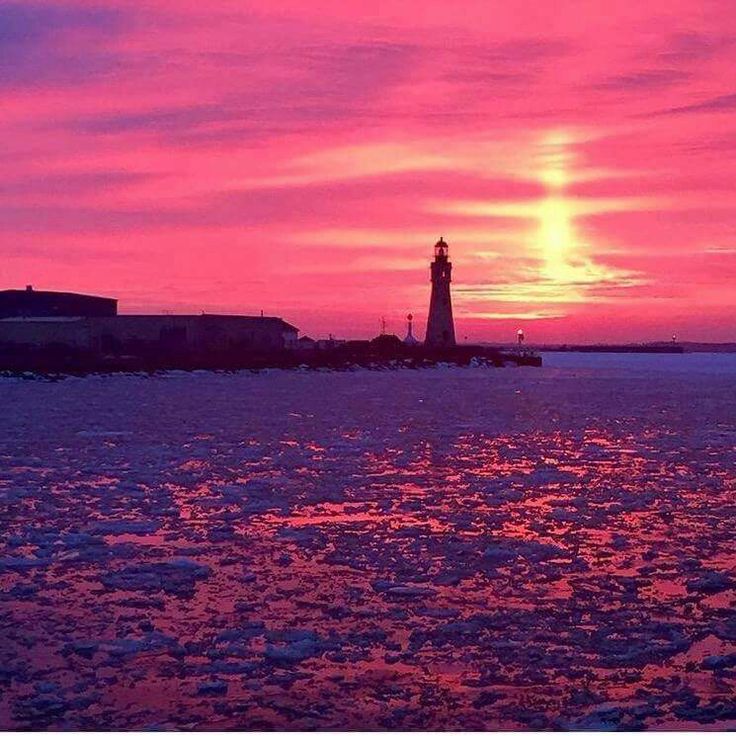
0,315,298,353
90,316,296,352
0,319,90,348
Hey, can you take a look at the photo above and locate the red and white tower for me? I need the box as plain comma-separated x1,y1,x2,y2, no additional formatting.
425,237,456,347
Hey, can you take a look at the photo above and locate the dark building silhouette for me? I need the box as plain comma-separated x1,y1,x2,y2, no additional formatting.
0,286,117,318
0,313,298,354
425,237,456,347
370,333,403,354
296,335,317,350
0,287,299,356
88,315,298,354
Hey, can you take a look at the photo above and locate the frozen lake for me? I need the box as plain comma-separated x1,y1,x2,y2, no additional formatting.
541,350,736,374
1,357,735,729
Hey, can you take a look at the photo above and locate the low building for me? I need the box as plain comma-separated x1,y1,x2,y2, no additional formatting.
315,338,345,351
0,285,299,357
371,333,403,354
0,286,117,318
0,317,91,350
296,335,317,350
0,314,298,354
90,315,298,354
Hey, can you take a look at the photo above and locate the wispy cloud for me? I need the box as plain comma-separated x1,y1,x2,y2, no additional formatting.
592,68,690,92
0,1,125,88
461,310,567,320
650,92,736,116
657,31,736,62
2,0,736,340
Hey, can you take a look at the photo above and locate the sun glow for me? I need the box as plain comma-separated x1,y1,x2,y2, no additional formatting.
536,131,588,286
438,129,651,316
538,195,580,283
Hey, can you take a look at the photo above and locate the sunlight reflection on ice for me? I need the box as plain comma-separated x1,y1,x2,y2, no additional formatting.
1,361,735,729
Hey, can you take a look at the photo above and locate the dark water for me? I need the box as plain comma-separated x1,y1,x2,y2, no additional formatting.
1,358,735,729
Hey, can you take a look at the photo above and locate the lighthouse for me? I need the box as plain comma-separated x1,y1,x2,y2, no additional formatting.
425,237,456,347
404,313,420,345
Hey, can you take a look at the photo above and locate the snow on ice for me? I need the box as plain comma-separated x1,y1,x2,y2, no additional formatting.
1,357,736,729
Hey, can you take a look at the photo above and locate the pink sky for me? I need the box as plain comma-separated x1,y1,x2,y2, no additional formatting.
2,0,735,342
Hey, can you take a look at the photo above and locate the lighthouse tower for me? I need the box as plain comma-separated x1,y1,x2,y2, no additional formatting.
404,313,419,345
425,237,456,347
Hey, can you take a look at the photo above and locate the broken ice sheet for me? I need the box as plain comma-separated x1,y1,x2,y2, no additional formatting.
1,364,735,729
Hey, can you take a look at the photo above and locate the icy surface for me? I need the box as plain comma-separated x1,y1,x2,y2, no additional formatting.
1,358,736,729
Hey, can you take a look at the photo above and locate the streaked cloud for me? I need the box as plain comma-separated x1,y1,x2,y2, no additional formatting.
652,92,736,116
592,68,690,92
1,0,736,341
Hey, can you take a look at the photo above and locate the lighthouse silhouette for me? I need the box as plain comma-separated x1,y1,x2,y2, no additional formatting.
425,237,456,347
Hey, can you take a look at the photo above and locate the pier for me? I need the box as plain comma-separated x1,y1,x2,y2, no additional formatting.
0,341,541,376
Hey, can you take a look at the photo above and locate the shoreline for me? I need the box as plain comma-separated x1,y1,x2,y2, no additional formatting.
0,345,542,378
